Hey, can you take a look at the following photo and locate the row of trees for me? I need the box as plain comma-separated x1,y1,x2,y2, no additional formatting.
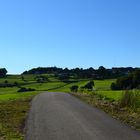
22,66,138,79
111,69,140,90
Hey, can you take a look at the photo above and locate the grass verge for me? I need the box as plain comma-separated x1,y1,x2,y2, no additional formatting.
71,91,140,131
0,98,32,140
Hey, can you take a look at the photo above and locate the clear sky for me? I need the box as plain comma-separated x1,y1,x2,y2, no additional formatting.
0,0,140,74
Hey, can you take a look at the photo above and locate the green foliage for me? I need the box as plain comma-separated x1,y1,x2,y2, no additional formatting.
94,79,115,91
4,80,8,84
0,81,20,88
111,69,140,90
70,85,78,92
14,81,19,86
0,68,7,78
22,66,138,79
57,73,70,82
82,80,94,90
97,90,122,101
35,75,48,83
0,73,140,139
18,87,35,92
21,76,25,81
133,69,140,87
111,82,117,90
119,90,140,108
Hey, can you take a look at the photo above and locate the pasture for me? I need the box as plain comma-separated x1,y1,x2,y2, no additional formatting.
0,74,125,140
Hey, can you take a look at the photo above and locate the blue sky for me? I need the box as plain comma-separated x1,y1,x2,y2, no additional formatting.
0,0,140,74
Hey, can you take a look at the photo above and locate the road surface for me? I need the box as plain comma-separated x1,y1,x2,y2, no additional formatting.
25,92,140,140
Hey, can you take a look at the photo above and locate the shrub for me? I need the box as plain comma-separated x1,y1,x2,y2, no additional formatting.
111,69,140,90
36,75,48,83
4,80,8,84
79,86,85,92
21,76,25,81
58,73,70,82
70,85,78,92
119,90,140,108
18,87,35,92
83,81,94,90
14,81,19,86
111,82,121,90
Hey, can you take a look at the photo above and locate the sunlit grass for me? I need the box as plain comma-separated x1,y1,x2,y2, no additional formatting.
96,90,122,101
94,79,116,91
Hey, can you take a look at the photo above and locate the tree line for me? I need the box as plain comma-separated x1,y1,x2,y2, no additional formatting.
111,69,140,90
22,66,139,79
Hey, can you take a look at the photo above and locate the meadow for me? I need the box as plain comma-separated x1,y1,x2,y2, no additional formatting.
0,74,136,140
0,76,119,101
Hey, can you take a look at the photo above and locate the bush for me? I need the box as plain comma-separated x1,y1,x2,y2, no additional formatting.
70,85,78,92
58,73,70,82
4,80,8,84
119,90,140,108
21,76,25,81
83,81,94,90
14,81,19,86
35,75,49,83
111,69,140,90
111,82,120,90
18,87,35,92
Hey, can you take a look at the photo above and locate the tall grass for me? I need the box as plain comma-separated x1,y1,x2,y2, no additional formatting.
119,90,140,108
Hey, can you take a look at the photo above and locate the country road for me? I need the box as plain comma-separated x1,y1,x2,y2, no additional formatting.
25,92,140,140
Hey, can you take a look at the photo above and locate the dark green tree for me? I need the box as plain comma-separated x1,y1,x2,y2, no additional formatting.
84,81,94,90
70,85,79,92
0,68,7,78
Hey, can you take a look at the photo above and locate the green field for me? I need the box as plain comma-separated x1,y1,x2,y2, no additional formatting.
93,79,123,101
0,74,124,140
0,75,120,101
94,79,116,91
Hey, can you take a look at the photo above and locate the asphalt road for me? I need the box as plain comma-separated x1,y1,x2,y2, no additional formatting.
25,92,140,140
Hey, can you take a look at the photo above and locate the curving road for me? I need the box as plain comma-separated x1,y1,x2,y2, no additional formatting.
25,92,140,140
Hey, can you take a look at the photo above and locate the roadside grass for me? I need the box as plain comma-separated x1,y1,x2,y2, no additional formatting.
0,91,39,101
0,75,139,139
0,88,40,140
120,90,140,108
0,74,70,140
0,88,19,95
0,99,31,140
72,89,140,131
96,90,122,101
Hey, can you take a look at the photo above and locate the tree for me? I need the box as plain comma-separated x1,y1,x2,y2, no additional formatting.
84,81,94,90
36,75,48,83
14,81,19,87
70,85,78,92
111,69,140,90
4,80,8,84
58,73,70,82
132,69,140,88
0,68,7,78
111,82,119,90
21,76,25,81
